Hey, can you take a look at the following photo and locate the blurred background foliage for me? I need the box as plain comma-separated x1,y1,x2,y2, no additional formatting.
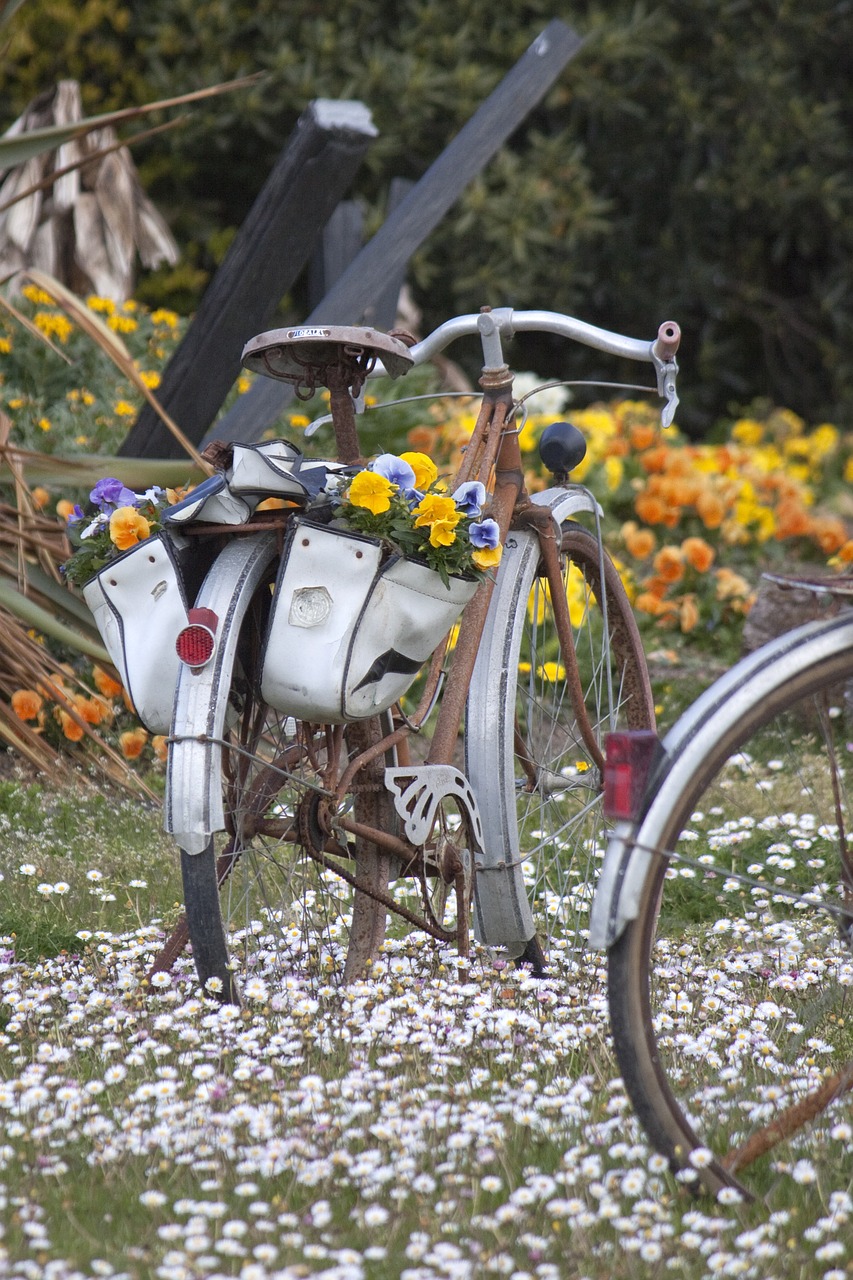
1,0,851,434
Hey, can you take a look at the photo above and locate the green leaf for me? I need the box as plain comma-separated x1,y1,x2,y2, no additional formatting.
4,449,205,489
0,74,263,170
0,575,110,661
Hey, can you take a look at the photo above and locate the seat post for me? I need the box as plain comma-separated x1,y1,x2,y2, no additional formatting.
326,365,364,465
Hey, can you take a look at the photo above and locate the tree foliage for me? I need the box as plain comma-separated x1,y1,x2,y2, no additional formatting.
1,0,851,430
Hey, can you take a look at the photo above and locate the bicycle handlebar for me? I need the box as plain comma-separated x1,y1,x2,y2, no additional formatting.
404,307,680,371
391,307,681,427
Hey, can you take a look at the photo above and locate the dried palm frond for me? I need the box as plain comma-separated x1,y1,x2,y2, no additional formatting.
0,430,201,792
0,74,262,301
0,80,178,301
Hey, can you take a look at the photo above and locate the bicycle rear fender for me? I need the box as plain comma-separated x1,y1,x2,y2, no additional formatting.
467,484,602,951
589,608,853,948
164,531,278,854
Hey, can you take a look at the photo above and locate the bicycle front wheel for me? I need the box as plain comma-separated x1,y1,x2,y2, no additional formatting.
467,519,654,963
608,612,853,1198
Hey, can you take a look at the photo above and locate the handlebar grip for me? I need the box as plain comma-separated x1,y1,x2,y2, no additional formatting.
653,321,681,361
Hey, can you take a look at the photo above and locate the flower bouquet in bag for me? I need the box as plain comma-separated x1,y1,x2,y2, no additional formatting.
332,450,503,584
260,451,503,723
63,479,200,734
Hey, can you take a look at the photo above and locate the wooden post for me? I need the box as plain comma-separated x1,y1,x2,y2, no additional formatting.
214,19,583,446
118,99,377,459
306,177,413,326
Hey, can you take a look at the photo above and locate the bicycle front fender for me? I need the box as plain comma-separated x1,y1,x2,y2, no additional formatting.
588,820,654,949
468,483,602,951
164,531,278,854
589,607,853,948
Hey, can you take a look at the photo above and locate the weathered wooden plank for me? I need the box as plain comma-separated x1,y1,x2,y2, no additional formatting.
368,176,415,330
305,178,412,326
118,99,377,459
214,19,583,445
306,200,364,311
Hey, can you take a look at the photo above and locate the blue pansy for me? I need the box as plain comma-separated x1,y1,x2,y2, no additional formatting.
452,481,486,518
372,454,417,493
469,518,500,549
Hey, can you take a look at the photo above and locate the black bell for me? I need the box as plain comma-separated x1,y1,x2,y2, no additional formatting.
538,420,587,478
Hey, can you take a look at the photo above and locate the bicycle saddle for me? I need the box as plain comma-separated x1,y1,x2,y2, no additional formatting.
241,324,415,387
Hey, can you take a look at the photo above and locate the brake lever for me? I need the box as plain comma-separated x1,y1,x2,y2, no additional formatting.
651,321,681,428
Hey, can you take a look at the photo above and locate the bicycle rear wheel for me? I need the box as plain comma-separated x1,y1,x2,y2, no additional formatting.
467,519,654,964
607,614,853,1197
178,696,405,998
164,532,399,999
178,693,348,997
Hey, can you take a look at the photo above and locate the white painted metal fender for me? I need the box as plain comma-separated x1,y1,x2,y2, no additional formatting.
466,485,603,950
164,531,278,854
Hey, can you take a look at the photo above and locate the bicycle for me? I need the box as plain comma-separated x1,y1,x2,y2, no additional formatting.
125,306,681,1002
590,574,853,1200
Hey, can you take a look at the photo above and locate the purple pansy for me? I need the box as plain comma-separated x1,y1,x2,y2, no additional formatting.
89,477,138,510
65,504,85,525
469,518,500,549
452,481,486,518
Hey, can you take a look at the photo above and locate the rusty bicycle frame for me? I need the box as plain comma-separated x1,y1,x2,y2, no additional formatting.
151,307,679,977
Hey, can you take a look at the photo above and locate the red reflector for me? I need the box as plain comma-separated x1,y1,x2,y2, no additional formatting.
176,624,215,667
176,608,218,668
603,730,662,821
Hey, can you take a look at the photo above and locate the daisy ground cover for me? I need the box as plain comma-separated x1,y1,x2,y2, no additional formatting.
0,778,851,1280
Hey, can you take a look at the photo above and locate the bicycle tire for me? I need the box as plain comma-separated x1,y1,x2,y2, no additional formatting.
467,518,654,963
607,613,853,1197
164,532,377,998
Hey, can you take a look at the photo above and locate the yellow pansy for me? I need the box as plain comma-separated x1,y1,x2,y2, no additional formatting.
347,470,395,515
400,451,438,490
413,493,460,531
472,544,502,570
427,519,458,548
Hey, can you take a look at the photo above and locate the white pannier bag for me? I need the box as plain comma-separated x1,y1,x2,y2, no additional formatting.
82,533,190,734
260,518,479,723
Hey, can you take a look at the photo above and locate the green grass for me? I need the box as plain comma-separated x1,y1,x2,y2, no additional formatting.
0,775,181,960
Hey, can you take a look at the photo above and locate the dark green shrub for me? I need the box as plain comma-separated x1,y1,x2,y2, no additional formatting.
1,0,851,431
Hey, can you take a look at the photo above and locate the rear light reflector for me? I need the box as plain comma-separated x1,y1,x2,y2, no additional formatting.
603,730,663,821
176,607,218,668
